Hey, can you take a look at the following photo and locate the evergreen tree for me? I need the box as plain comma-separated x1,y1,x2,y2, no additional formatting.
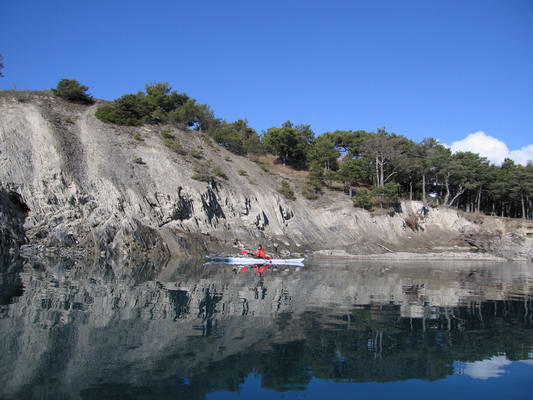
263,121,314,168
52,79,94,104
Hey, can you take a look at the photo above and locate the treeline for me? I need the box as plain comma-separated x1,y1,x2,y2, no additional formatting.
257,124,533,219
53,79,533,219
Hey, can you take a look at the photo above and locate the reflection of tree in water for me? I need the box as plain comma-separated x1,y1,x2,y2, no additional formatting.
196,287,223,337
182,299,533,394
0,272,24,306
197,287,222,321
253,276,267,300
168,289,190,320
2,258,533,400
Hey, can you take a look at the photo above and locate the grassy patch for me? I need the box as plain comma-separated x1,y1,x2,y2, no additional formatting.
163,138,187,155
189,149,204,159
302,187,319,200
191,173,211,182
160,129,174,139
277,180,296,200
192,160,212,182
213,167,228,180
191,161,228,182
257,161,270,172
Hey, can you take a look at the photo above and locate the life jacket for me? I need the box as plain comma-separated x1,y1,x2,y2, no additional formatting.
253,248,267,259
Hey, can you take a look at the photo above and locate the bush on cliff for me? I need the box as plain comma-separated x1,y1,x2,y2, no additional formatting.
95,82,215,128
352,188,373,210
52,79,94,104
163,138,187,155
208,119,263,156
191,160,227,182
278,180,296,200
95,93,150,126
373,182,400,208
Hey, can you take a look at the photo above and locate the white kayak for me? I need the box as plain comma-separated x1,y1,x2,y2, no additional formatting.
206,256,304,266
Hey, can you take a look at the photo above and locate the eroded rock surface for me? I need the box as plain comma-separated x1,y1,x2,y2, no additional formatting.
1,91,531,262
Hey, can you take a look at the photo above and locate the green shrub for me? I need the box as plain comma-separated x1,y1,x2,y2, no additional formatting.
224,156,232,162
132,157,145,165
189,149,204,159
191,161,212,182
213,167,228,180
96,92,153,126
208,119,263,156
190,161,228,182
306,162,324,193
95,82,215,128
256,161,270,173
352,188,373,210
191,173,211,182
133,132,143,141
238,169,248,176
373,182,400,207
160,129,174,139
302,186,319,200
277,180,296,200
301,162,323,200
163,138,187,155
169,100,215,130
52,79,94,104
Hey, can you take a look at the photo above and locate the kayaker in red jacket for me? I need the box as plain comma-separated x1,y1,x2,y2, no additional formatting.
253,244,270,259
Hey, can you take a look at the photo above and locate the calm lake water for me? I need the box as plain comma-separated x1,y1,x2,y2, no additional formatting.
1,257,532,399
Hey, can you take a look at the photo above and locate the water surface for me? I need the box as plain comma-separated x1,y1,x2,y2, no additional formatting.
1,257,532,399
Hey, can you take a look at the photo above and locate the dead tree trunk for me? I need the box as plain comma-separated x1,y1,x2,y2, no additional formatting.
422,174,426,203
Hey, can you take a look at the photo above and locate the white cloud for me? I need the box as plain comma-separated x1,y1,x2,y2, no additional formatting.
509,144,533,166
462,356,511,380
449,131,533,166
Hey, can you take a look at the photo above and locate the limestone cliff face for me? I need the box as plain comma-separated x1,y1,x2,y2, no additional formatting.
0,91,511,260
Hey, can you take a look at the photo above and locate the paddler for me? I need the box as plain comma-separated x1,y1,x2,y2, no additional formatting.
253,244,268,259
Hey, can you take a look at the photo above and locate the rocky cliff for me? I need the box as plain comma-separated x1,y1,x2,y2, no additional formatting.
1,91,532,263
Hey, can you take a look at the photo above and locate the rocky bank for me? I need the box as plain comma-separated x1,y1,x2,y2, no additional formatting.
1,91,532,264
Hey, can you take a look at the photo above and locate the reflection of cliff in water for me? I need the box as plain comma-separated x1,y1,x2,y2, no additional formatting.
0,258,532,399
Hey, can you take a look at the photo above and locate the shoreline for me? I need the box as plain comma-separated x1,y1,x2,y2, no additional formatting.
312,249,516,262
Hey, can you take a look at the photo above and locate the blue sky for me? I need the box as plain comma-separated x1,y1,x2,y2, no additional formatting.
2,0,532,160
